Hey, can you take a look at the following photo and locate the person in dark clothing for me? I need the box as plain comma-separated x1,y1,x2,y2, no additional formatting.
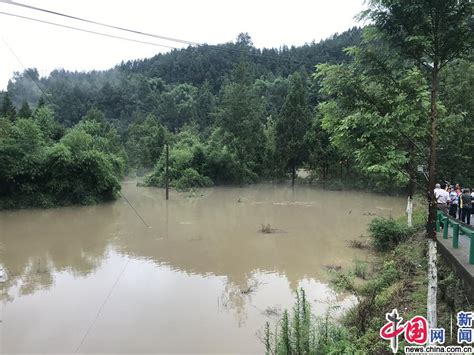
460,188,472,225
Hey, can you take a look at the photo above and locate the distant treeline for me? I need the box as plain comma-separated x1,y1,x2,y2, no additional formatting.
1,26,473,207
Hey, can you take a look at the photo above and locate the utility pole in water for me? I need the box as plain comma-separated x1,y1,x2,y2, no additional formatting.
165,143,169,200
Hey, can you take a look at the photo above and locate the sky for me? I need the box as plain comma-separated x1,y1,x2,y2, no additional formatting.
0,0,366,90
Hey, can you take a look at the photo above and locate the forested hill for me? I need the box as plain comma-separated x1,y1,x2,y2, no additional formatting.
118,29,362,89
4,27,362,127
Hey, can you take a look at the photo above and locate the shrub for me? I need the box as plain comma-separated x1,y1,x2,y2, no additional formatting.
368,217,415,251
0,114,124,209
174,168,213,191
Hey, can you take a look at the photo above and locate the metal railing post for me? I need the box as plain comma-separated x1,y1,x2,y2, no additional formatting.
452,223,459,249
443,217,449,239
470,233,474,265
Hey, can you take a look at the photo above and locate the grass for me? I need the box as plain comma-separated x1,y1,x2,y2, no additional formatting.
354,259,369,280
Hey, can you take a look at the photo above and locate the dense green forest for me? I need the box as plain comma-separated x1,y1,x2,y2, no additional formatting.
0,24,473,208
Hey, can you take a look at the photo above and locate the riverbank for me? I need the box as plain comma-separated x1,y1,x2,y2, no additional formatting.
264,209,472,353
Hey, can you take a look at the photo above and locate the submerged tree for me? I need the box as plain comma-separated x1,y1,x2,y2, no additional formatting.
276,72,310,186
214,61,265,183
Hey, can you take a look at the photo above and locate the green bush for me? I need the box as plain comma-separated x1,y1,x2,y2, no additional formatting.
174,168,213,190
368,217,415,251
0,113,124,209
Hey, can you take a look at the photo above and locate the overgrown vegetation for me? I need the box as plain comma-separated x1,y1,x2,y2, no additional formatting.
262,289,358,354
0,107,124,208
368,217,415,251
264,208,471,353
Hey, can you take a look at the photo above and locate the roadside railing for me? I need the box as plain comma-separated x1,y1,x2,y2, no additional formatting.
436,210,474,265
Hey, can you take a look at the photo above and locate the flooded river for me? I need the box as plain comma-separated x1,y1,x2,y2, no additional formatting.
0,183,404,353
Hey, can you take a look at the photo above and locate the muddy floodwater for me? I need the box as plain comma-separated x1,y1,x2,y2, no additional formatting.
0,183,405,353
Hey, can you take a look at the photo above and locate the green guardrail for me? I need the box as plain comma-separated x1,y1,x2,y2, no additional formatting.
437,210,474,265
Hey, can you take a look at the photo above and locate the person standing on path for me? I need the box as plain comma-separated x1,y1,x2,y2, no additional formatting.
434,183,449,214
449,185,459,218
455,185,463,219
460,188,472,225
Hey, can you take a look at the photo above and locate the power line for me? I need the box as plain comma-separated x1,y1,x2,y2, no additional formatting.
0,2,312,67
119,191,150,228
1,37,50,102
0,11,179,50
74,258,130,353
4,0,199,47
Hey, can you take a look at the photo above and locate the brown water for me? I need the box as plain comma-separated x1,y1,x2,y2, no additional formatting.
0,183,404,353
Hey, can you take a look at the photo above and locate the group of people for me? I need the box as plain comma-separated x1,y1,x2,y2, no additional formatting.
435,183,474,225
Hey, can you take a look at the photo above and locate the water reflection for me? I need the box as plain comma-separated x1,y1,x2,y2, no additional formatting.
0,184,404,353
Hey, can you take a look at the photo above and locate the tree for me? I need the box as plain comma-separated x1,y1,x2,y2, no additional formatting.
37,96,46,108
214,61,265,183
316,36,429,193
125,114,166,169
437,58,474,186
160,83,198,131
276,72,310,186
365,0,473,330
32,106,64,142
6,68,42,107
144,127,212,190
305,116,339,182
195,81,216,135
365,0,473,235
18,101,32,118
1,94,16,120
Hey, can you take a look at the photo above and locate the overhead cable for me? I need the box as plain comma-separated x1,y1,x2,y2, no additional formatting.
0,1,311,66
0,11,179,50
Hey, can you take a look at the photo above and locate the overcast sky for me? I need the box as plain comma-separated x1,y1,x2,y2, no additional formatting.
0,0,365,90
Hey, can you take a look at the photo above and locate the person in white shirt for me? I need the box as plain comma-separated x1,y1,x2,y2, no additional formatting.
434,183,449,213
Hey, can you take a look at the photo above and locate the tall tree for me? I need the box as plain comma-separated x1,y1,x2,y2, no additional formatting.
305,116,339,182
316,35,429,193
276,72,310,186
125,114,166,169
18,101,32,118
365,0,473,233
1,94,16,121
437,58,474,186
365,0,473,329
214,61,265,183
